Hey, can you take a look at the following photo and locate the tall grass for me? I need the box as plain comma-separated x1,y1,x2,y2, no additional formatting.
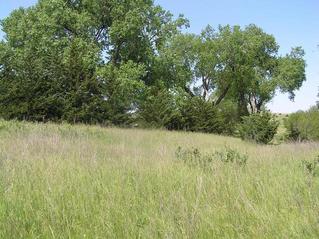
0,120,318,238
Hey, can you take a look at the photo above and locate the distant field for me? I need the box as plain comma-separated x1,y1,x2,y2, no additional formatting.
0,121,319,238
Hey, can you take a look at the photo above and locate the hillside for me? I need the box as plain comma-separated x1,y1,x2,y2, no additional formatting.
0,121,319,238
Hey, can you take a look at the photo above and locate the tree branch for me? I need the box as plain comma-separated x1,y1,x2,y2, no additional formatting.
214,83,231,106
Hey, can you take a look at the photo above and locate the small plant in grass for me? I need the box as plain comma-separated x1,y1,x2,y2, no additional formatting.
175,146,213,168
176,146,248,168
302,155,319,177
214,147,248,166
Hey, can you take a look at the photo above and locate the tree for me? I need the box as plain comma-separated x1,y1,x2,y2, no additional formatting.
0,0,186,123
96,61,145,125
167,24,306,118
0,1,307,137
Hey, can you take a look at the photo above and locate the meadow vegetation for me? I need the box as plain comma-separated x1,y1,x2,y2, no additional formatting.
0,120,319,238
0,1,317,237
285,107,319,142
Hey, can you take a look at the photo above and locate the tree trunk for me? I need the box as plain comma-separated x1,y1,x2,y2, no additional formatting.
237,92,249,119
214,83,231,106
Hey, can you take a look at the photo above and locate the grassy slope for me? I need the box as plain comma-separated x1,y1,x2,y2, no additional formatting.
0,121,318,239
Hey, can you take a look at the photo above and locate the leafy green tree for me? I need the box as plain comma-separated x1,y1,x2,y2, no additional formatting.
167,25,306,118
0,0,186,124
97,61,145,125
151,33,196,93
0,1,307,136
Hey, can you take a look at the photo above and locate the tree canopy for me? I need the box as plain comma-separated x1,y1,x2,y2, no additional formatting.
0,0,306,135
0,0,187,123
165,25,306,117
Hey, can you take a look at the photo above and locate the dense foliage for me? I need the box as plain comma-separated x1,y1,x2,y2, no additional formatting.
0,0,306,138
0,0,187,124
238,112,279,144
284,106,319,141
139,93,237,135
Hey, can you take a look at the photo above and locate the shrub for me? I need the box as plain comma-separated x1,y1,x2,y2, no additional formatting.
284,106,319,141
214,147,248,166
302,155,319,177
238,111,279,144
175,146,248,168
138,88,181,129
139,92,237,135
175,146,213,168
178,97,224,134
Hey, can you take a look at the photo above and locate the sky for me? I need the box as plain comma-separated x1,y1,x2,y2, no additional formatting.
0,0,318,113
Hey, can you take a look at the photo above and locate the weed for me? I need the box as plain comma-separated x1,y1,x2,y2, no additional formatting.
176,146,213,168
214,147,248,166
302,155,319,176
176,146,248,168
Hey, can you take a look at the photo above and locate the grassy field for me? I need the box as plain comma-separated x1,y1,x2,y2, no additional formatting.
272,113,289,144
0,121,319,238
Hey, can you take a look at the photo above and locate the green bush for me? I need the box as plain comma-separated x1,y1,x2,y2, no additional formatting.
175,146,248,169
138,88,181,129
284,106,319,141
214,147,248,166
238,112,279,144
139,92,237,135
175,147,212,168
178,97,224,134
302,155,319,177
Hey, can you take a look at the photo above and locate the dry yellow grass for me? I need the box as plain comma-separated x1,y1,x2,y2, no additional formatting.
0,120,318,238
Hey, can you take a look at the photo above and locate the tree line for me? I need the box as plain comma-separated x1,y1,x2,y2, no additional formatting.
0,0,307,136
